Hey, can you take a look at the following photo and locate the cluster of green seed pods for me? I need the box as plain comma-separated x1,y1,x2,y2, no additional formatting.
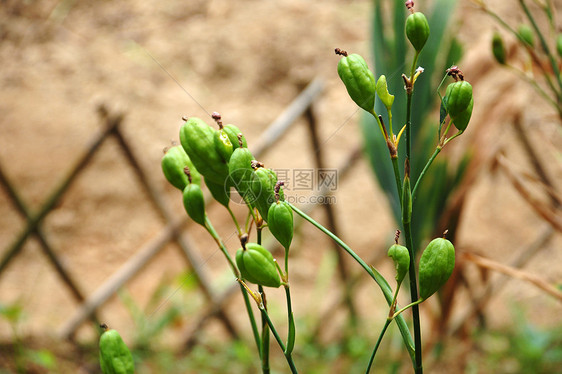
236,242,281,288
99,324,134,374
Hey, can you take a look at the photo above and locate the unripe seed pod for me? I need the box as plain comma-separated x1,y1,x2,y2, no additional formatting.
418,237,455,300
492,32,506,65
450,97,473,131
387,244,410,285
99,326,134,374
518,24,534,47
444,80,473,118
406,12,430,52
180,117,229,185
236,243,281,288
267,201,294,250
336,51,377,113
556,34,562,58
376,75,394,111
161,145,201,190
182,183,206,226
222,124,248,150
205,177,231,208
214,129,234,162
250,167,279,221
228,144,255,205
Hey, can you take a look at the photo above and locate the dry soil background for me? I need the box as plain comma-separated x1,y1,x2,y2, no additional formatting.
0,0,561,371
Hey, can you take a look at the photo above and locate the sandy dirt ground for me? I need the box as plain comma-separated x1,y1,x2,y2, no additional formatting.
0,0,561,371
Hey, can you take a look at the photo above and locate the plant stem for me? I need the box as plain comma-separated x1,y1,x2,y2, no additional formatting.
365,319,392,374
205,216,238,277
519,0,562,96
204,216,261,360
260,306,299,374
288,203,415,363
404,53,423,372
403,222,423,374
391,156,403,200
257,228,271,374
284,285,296,355
412,146,442,201
227,205,243,236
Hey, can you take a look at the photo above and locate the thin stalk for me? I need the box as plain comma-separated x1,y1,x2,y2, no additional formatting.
519,0,562,95
283,244,296,354
404,53,423,374
257,228,270,374
205,217,238,277
365,319,392,374
204,217,261,359
260,306,299,374
391,156,403,202
392,299,423,319
289,203,415,363
240,283,262,357
227,205,243,236
403,222,422,374
412,146,442,201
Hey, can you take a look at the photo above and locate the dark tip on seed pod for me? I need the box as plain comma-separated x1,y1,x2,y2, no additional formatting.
251,160,265,170
334,48,348,57
100,323,109,330
405,0,414,11
274,180,285,202
212,112,223,128
240,233,249,248
446,65,464,81
394,229,401,244
443,229,449,238
183,167,193,184
237,133,244,147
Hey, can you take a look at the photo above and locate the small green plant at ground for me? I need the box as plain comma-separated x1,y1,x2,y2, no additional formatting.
155,2,474,373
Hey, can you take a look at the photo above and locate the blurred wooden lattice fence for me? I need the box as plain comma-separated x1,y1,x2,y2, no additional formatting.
0,78,366,348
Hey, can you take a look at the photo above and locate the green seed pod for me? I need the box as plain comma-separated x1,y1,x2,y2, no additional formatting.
492,32,506,65
99,326,134,374
179,117,229,185
376,75,394,111
387,244,410,285
161,145,201,190
444,81,473,118
336,51,377,113
214,129,234,162
228,145,255,205
450,96,473,132
205,177,231,208
182,183,206,226
518,24,534,47
236,243,281,288
418,237,455,300
267,201,293,249
556,34,562,58
406,12,430,52
222,124,248,150
250,166,279,220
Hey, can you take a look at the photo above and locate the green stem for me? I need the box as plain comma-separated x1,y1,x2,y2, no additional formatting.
365,319,392,374
519,0,562,96
284,285,296,355
404,53,423,373
204,217,261,359
240,283,262,357
403,222,423,374
288,203,415,363
391,156,403,201
392,299,423,320
257,228,270,374
205,216,238,277
260,306,299,374
412,146,442,201
227,205,243,236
